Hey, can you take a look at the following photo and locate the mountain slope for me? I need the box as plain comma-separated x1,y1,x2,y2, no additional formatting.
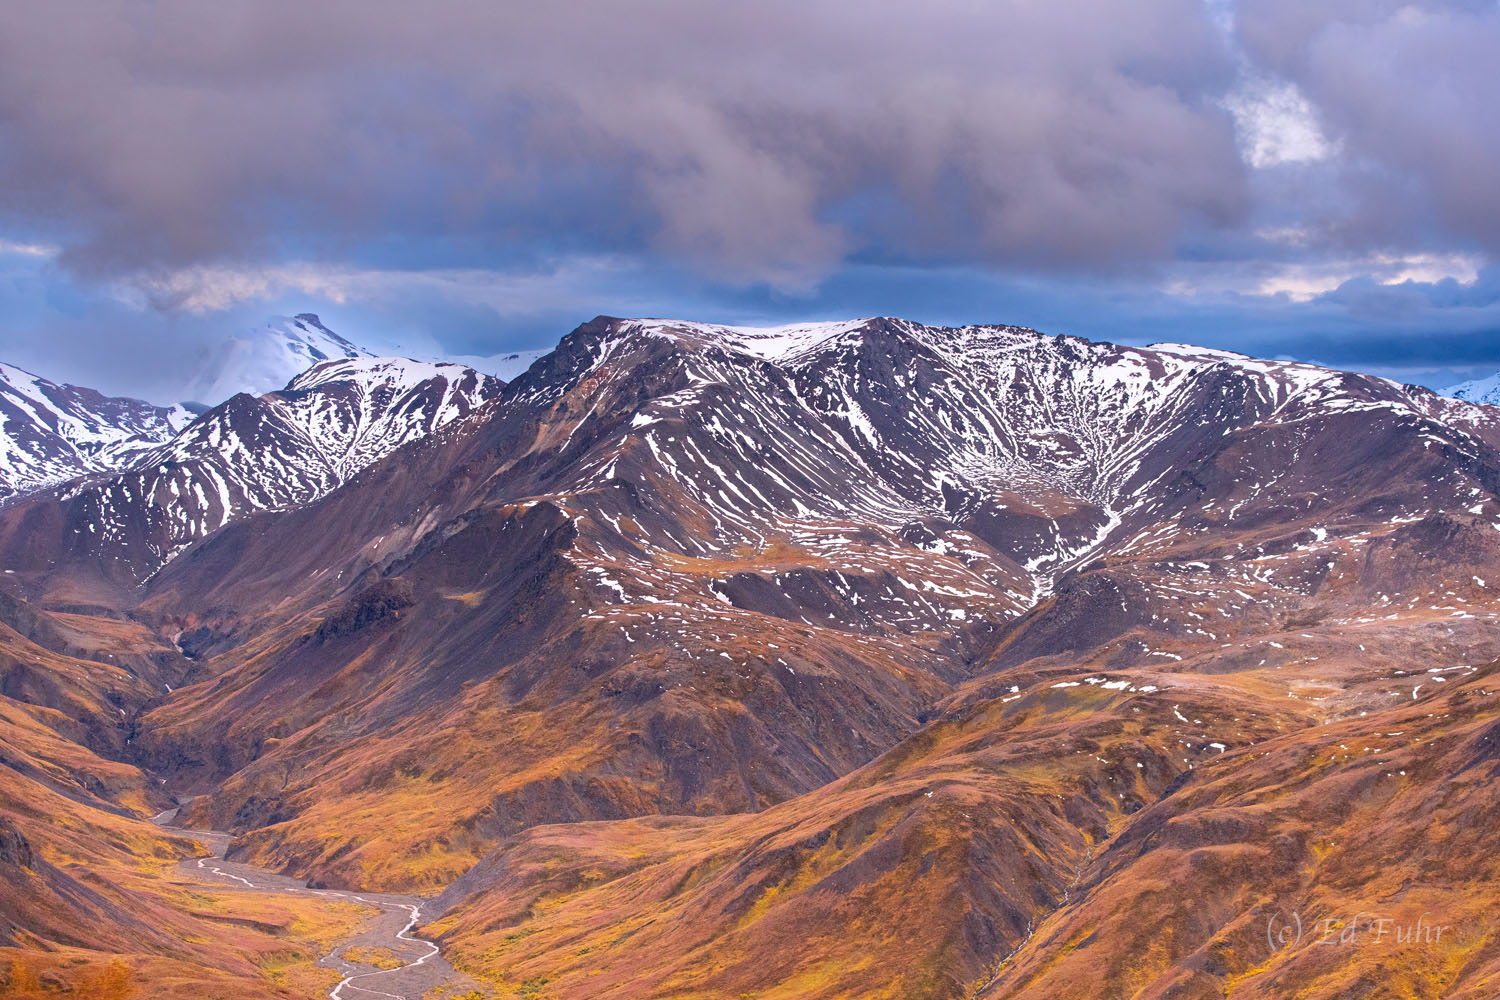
0,356,500,592
1445,369,1500,406
0,313,390,506
0,362,191,502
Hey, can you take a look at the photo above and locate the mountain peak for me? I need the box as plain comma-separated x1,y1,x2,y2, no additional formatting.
628,316,877,360
181,314,374,407
1446,370,1500,406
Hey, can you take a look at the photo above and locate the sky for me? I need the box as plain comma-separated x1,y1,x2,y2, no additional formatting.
1,0,1499,401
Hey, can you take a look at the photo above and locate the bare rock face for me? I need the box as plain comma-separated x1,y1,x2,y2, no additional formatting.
313,578,416,642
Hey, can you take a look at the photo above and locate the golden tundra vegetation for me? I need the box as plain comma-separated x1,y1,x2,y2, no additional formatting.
415,660,1500,999
0,601,379,998
0,768,378,999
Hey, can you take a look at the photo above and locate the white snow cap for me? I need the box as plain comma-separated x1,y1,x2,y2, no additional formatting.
443,348,551,383
1445,371,1500,406
182,314,371,406
631,318,875,361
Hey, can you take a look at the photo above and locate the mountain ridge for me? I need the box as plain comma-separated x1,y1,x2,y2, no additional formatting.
180,313,372,406
0,317,509,519
0,361,194,501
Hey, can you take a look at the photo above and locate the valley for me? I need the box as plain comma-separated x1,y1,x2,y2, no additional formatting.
152,813,479,1000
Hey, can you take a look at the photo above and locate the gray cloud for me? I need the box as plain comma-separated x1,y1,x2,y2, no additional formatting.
1235,0,1500,256
0,0,1247,289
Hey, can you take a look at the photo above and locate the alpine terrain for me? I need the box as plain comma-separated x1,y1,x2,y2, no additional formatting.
3,315,1500,999
0,363,193,502
1446,369,1500,407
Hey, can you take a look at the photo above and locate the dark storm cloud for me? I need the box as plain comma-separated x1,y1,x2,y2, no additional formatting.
0,0,1246,287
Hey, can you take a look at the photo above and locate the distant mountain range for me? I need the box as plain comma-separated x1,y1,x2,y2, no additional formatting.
1445,369,1500,406
7,310,1491,516
0,362,194,501
178,311,549,403
5,315,1500,998
0,313,533,516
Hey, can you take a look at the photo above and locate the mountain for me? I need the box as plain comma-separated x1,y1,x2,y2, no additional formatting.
0,362,192,502
445,346,552,382
3,316,1500,998
1445,369,1500,406
180,309,552,398
180,312,372,406
0,314,512,520
0,313,370,505
1,355,501,589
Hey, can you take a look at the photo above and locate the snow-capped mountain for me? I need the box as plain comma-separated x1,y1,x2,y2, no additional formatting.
181,313,372,406
1445,370,1500,406
0,313,525,507
480,317,1500,627
0,312,372,504
100,315,1500,923
445,347,551,382
0,362,192,501
46,355,500,575
14,314,1500,591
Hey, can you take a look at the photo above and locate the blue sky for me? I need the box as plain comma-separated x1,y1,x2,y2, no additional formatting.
2,1,1498,401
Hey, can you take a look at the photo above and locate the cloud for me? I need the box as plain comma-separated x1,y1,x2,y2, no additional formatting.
5,2,1490,303
1163,248,1482,302
1234,0,1500,255
1223,76,1337,168
108,256,656,318
0,240,57,258
0,0,1245,290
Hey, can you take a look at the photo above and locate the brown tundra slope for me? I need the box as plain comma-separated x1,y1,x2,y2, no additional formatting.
0,576,378,998
4,316,1500,997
